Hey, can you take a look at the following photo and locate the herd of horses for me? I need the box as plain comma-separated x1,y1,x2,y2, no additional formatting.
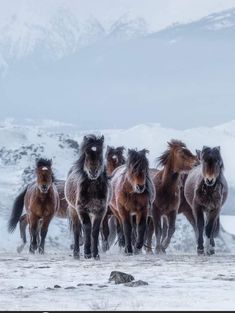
8,134,228,259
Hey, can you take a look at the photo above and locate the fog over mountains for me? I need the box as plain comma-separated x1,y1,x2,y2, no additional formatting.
0,1,235,129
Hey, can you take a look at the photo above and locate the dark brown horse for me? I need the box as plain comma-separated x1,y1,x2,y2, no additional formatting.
105,146,126,177
147,140,198,254
184,146,228,255
8,159,59,254
101,145,126,251
65,134,111,259
109,149,155,254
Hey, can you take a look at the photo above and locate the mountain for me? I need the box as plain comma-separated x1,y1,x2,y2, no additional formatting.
0,7,235,129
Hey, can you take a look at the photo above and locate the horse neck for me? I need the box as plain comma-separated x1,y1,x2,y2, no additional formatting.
161,155,180,188
107,161,116,176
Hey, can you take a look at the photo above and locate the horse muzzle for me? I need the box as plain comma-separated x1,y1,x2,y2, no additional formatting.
204,177,216,186
40,185,49,193
135,184,146,194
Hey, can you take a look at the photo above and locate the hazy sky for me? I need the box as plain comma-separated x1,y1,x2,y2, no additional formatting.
1,0,235,31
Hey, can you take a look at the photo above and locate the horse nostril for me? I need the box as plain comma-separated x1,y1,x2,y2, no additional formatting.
206,178,214,185
137,184,145,192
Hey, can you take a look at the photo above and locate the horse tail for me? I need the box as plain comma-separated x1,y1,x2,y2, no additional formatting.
8,187,27,233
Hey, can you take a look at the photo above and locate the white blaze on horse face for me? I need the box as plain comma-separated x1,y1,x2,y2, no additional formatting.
112,155,118,161
42,167,48,171
91,146,97,152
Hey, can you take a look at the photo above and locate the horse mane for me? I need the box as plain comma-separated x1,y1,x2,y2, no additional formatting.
127,148,149,173
157,139,186,167
202,146,224,170
36,158,52,168
36,158,55,182
73,134,104,176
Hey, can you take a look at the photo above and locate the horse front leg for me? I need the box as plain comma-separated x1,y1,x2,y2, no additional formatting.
162,210,177,251
91,214,103,260
134,211,147,254
29,213,39,254
101,210,110,252
17,214,28,253
145,217,154,254
152,206,163,254
194,206,205,255
205,210,220,256
38,215,53,254
69,207,81,259
80,211,92,259
119,207,132,255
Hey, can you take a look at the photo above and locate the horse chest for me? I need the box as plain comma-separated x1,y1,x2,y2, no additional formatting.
121,192,149,213
197,184,223,211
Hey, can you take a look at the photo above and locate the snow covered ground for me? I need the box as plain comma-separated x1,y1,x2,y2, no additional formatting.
1,119,235,310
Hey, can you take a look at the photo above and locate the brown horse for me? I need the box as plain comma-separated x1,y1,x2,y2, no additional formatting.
147,140,198,254
184,146,228,255
65,135,111,259
8,158,59,254
101,145,126,251
105,146,126,177
110,149,155,254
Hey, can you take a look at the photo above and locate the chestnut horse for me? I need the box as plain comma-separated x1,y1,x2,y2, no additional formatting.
147,140,198,254
110,149,155,254
8,159,59,254
101,145,126,251
65,135,111,259
184,146,228,255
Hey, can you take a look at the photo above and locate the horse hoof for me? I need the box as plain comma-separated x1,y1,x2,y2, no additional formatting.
155,247,166,255
73,253,80,260
70,244,74,250
102,241,109,253
38,247,44,255
84,253,92,259
17,244,25,254
206,249,215,256
197,248,205,256
93,254,100,260
29,246,36,254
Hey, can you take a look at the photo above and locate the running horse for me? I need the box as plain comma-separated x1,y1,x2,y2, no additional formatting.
109,148,155,254
147,140,198,254
8,158,59,254
65,134,111,259
101,145,126,251
184,146,228,255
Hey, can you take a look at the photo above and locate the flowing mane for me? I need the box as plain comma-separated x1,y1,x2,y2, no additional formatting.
157,140,186,167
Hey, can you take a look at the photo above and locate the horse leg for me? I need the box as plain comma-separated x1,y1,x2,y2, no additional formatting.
119,207,132,255
161,216,168,245
131,215,137,247
38,216,53,254
182,208,197,236
101,212,110,252
145,217,154,254
17,214,28,253
152,206,163,254
134,212,147,253
162,210,177,251
91,215,103,260
205,211,219,256
194,206,205,255
80,212,92,259
29,214,39,254
70,207,81,259
116,218,125,248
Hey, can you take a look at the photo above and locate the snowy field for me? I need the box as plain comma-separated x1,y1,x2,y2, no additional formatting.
1,120,235,310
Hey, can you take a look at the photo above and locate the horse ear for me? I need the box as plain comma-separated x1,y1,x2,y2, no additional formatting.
141,149,149,156
214,146,220,152
196,149,201,161
49,159,53,167
117,146,125,153
100,135,104,143
202,145,209,151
